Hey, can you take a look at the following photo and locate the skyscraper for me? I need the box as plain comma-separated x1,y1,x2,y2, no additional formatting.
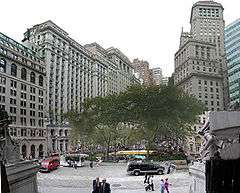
225,19,240,105
174,0,227,112
173,0,228,158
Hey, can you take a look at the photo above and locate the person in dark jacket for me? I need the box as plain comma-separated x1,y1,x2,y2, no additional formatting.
92,177,101,193
99,178,111,193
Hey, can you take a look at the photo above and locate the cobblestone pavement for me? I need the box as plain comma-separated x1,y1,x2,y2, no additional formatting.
38,162,190,193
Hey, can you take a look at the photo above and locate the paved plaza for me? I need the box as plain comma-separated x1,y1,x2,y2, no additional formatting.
38,163,190,193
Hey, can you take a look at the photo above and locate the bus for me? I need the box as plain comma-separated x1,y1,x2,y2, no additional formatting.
60,153,88,167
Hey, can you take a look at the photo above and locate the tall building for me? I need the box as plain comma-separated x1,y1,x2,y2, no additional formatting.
132,58,153,86
0,32,47,159
22,20,138,153
150,67,163,85
174,0,227,112
173,1,228,158
225,19,240,105
161,77,169,86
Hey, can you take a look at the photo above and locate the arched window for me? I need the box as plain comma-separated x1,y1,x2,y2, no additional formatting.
11,63,17,77
21,144,27,159
38,144,44,158
0,58,6,73
39,75,43,86
59,129,63,136
64,130,68,137
21,68,27,80
30,144,35,159
30,72,35,84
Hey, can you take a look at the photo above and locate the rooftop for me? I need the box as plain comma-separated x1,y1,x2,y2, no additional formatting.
0,32,42,59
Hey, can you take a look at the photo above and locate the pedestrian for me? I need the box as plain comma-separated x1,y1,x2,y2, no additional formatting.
164,178,171,193
160,179,165,193
74,161,77,169
100,178,111,193
92,177,101,193
144,173,148,183
90,161,93,168
149,175,154,191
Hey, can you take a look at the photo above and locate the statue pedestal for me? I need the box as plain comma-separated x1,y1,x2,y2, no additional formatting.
189,162,206,193
5,160,39,193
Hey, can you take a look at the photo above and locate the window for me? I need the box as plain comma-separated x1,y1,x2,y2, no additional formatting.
21,84,27,91
30,72,36,84
10,106,16,114
30,95,35,101
11,64,17,77
30,118,36,126
39,90,43,96
30,87,36,94
10,89,17,96
21,92,27,99
20,101,26,107
20,117,27,126
0,59,6,72
20,109,26,115
21,68,27,80
10,98,16,105
10,80,17,88
39,75,43,86
0,76,6,84
0,95,5,102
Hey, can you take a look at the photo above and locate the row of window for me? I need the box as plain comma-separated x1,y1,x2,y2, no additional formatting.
9,127,46,137
0,58,44,86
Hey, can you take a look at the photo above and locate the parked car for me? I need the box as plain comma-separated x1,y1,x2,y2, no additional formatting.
127,162,165,176
39,158,60,172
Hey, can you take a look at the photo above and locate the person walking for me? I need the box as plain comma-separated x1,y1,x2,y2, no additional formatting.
160,179,165,193
149,175,154,191
90,161,93,168
144,173,148,183
164,178,170,193
92,177,101,193
99,178,111,193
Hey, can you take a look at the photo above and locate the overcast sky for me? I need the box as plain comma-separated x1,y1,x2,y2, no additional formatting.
1,0,239,76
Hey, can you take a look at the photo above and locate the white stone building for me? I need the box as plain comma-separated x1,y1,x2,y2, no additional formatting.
22,21,139,154
0,32,47,159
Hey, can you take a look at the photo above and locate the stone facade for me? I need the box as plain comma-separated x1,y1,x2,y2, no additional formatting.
150,67,163,85
22,21,139,154
173,1,229,158
132,58,153,86
0,32,47,159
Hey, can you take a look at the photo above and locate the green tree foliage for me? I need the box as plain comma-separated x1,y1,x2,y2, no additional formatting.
66,84,204,158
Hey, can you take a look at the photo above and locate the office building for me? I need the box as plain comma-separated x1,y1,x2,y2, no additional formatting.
132,58,153,86
173,1,228,157
0,32,47,159
22,21,138,153
150,67,163,85
225,19,240,105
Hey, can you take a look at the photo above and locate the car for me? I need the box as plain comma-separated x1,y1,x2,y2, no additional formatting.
39,158,60,172
127,162,165,176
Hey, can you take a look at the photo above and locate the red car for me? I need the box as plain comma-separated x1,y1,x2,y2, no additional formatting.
40,158,60,172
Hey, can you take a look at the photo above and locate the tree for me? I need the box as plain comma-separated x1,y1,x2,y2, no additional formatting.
66,84,204,159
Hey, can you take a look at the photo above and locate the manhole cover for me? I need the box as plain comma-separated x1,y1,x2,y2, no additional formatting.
112,184,122,187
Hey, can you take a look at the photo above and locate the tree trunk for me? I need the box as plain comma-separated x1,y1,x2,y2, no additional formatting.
106,136,111,161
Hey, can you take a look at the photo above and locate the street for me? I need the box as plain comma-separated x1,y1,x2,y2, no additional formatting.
38,163,190,193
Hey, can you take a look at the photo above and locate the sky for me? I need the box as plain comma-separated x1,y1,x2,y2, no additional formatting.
1,0,240,76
